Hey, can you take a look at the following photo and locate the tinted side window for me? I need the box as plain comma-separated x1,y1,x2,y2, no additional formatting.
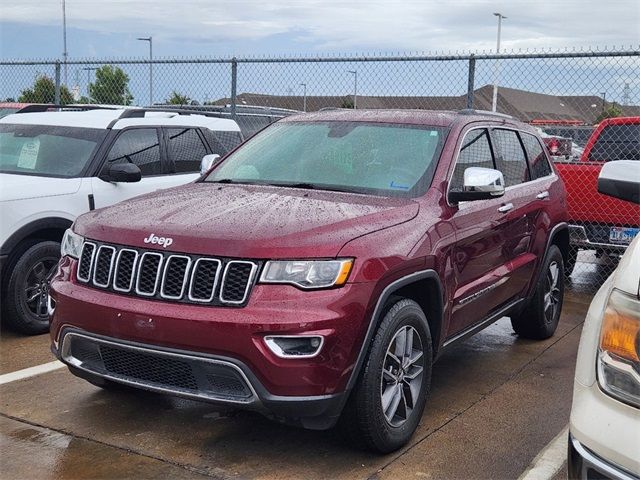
451,129,494,190
493,129,530,187
106,128,162,176
203,129,243,155
166,128,208,173
521,133,552,179
588,124,640,161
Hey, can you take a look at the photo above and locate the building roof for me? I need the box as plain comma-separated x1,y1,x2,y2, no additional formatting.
214,85,638,125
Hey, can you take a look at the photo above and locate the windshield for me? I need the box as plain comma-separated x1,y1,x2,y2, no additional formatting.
205,121,447,197
0,124,106,177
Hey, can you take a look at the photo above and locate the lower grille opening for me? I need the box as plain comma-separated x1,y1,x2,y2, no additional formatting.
63,333,255,403
100,345,199,391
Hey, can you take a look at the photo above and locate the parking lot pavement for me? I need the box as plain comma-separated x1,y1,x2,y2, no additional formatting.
0,291,592,480
0,329,53,375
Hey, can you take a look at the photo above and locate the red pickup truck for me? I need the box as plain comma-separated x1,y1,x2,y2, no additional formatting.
554,116,640,275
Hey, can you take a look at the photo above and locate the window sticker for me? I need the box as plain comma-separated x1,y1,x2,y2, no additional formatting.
17,138,40,170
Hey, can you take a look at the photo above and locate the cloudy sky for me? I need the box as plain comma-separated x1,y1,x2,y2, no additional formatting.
1,0,638,59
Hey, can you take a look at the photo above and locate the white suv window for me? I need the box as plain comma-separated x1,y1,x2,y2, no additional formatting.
166,128,208,173
106,128,162,176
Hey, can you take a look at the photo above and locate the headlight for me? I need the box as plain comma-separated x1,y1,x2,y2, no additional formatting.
61,229,84,259
597,288,640,408
260,259,353,289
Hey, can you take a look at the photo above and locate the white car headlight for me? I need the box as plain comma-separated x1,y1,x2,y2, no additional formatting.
61,229,84,259
597,288,640,408
260,259,353,289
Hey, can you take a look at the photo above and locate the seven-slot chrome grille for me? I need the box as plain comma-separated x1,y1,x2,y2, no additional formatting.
76,241,259,306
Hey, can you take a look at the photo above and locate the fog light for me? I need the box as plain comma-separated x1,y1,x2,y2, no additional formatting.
264,335,324,358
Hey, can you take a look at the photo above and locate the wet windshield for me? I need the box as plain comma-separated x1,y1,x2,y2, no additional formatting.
205,121,447,197
0,124,106,178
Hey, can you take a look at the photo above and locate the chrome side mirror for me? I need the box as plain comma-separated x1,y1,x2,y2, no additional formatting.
200,154,221,176
449,167,505,203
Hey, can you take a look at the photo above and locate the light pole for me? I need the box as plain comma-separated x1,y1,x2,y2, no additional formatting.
491,12,507,112
347,70,358,109
83,67,98,98
137,36,153,105
62,0,68,86
300,83,307,112
600,92,607,112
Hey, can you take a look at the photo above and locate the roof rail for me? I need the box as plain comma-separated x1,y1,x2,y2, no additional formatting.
15,104,124,114
105,107,238,129
458,109,515,119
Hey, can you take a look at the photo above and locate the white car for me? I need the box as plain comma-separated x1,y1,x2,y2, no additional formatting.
0,106,242,334
569,160,640,480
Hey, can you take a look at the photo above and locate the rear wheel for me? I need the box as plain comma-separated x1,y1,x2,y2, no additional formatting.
511,245,564,340
340,299,432,453
4,241,60,335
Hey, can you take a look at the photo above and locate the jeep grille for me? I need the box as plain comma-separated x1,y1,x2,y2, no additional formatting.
76,241,258,306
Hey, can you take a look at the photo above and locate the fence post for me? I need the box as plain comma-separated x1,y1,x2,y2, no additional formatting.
230,57,238,119
466,54,475,109
54,61,61,105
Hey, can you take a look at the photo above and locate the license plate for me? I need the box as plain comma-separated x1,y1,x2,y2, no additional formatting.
609,226,640,245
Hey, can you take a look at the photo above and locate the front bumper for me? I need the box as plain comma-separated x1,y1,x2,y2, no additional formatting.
52,328,345,429
568,434,639,480
49,257,377,428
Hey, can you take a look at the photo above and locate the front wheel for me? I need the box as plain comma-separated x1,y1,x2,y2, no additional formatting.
511,245,565,340
340,299,433,453
4,241,60,335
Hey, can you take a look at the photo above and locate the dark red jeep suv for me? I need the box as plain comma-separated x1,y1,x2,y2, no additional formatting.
49,109,569,452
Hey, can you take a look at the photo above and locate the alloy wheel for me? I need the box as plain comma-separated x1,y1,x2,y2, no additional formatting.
23,258,58,318
380,325,425,427
543,261,561,324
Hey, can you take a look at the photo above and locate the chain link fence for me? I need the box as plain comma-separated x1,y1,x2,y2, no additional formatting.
1,48,638,290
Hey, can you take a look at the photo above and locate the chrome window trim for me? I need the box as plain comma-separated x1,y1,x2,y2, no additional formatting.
220,260,258,305
91,245,116,288
76,242,97,283
160,254,192,300
113,248,139,293
446,125,557,207
188,258,222,303
135,252,164,297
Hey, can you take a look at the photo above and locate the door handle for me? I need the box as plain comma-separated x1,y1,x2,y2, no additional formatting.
497,203,514,213
536,191,550,199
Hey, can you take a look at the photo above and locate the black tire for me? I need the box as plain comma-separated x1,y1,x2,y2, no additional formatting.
340,298,433,453
3,241,60,335
511,245,565,340
564,245,578,278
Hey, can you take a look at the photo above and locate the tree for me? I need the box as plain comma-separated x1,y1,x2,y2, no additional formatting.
341,97,354,109
18,76,74,104
89,65,133,105
167,91,191,105
595,103,624,123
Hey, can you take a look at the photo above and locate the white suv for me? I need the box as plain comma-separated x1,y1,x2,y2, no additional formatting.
569,160,640,480
0,106,242,334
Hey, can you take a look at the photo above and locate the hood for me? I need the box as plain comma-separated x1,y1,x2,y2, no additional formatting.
75,182,420,258
612,233,640,298
0,174,82,202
